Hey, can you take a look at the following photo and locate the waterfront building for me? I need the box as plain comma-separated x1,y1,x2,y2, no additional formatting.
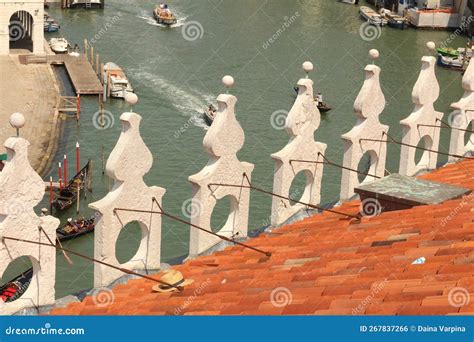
0,0,44,55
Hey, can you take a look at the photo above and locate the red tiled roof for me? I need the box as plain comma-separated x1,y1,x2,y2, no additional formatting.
51,159,474,315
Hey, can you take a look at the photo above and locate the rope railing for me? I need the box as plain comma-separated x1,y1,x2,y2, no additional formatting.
416,118,474,133
2,228,184,291
359,132,474,160
113,199,271,257
289,152,381,179
208,173,360,220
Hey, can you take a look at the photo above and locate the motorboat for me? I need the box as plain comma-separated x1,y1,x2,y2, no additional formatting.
153,4,178,25
360,6,387,26
104,62,134,99
203,104,217,125
49,38,69,54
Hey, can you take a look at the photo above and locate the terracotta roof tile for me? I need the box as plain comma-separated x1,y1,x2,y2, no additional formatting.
50,159,474,316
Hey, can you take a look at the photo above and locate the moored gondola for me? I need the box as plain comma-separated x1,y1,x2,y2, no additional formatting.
53,161,90,212
0,268,33,303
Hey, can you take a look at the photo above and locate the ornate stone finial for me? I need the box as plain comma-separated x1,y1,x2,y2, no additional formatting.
449,56,474,160
0,136,59,314
125,92,138,112
302,61,313,78
9,113,25,137
399,47,443,176
222,75,234,93
188,82,254,256
340,53,388,201
89,111,165,287
271,63,327,225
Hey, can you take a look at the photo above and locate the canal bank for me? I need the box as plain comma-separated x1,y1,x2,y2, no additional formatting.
0,52,61,176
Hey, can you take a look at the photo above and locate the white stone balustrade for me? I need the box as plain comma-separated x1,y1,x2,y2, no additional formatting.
449,56,474,160
89,111,165,287
271,62,327,225
340,50,388,201
0,124,59,314
399,43,443,176
188,76,254,257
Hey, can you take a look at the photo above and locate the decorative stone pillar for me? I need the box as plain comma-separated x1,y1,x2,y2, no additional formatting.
449,56,474,161
90,96,165,287
399,42,443,176
188,76,254,257
0,114,59,315
340,50,388,201
271,62,327,225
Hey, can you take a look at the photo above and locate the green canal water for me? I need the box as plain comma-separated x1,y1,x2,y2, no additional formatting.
14,0,472,298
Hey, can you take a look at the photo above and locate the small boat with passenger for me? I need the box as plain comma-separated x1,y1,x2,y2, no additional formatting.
153,3,178,26
49,38,69,54
203,104,217,125
56,216,96,242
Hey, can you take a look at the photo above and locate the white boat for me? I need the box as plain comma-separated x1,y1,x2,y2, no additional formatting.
360,6,387,26
340,0,358,4
104,62,134,99
49,38,69,54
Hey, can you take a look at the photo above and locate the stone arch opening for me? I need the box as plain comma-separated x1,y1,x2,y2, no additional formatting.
210,195,239,236
115,220,147,265
415,135,433,168
1,256,35,303
288,169,314,207
357,150,378,185
464,120,474,151
9,10,34,52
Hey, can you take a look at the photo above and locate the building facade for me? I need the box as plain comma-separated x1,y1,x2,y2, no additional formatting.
0,0,44,55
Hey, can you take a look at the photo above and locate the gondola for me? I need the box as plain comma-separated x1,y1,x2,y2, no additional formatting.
53,161,90,212
0,268,33,303
56,216,96,242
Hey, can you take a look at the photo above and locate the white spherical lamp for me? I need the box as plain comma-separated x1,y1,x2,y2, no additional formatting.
369,49,380,60
9,112,25,136
426,41,436,52
302,61,313,74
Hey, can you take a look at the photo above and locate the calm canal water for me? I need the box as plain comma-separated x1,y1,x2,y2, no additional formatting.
34,0,468,298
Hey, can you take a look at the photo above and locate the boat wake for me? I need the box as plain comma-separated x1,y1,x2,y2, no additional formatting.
130,70,213,130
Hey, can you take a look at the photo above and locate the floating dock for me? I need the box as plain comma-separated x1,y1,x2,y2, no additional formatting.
48,55,103,95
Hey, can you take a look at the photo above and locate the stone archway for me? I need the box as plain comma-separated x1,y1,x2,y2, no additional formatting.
9,10,34,52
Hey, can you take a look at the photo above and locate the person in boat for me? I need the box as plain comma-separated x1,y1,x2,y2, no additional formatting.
315,92,323,106
208,104,217,118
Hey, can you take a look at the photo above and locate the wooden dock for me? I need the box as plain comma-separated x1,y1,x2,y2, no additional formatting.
48,55,103,95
